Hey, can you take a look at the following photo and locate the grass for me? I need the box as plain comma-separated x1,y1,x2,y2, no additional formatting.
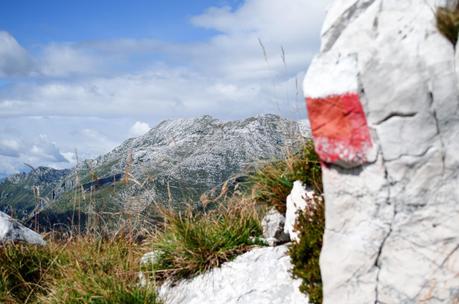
250,139,322,213
0,243,60,303
143,198,264,283
0,235,161,304
436,3,459,45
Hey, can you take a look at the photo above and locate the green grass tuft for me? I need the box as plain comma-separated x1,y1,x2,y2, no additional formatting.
144,198,263,282
250,139,322,214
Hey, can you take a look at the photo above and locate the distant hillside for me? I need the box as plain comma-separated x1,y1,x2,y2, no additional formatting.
0,114,309,229
0,167,70,219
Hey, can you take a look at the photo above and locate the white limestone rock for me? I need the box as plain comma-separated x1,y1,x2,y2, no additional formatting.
303,0,459,303
261,208,290,246
0,211,45,245
284,181,315,242
138,250,163,288
158,245,308,304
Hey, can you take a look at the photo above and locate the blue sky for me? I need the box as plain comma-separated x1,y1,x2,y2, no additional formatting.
1,0,241,44
0,0,331,177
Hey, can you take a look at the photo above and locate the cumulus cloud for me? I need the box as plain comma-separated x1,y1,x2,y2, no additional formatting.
0,132,70,176
188,0,333,80
0,31,34,77
28,135,68,163
129,121,151,137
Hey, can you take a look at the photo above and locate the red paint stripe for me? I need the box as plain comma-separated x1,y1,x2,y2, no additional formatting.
306,93,372,165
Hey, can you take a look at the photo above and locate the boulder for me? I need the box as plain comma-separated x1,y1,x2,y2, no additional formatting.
158,245,308,304
261,208,290,246
0,211,45,245
303,0,459,303
284,181,315,242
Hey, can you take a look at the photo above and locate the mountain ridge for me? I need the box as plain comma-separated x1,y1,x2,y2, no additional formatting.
0,114,309,229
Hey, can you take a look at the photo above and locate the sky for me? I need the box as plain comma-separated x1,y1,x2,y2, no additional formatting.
0,0,332,178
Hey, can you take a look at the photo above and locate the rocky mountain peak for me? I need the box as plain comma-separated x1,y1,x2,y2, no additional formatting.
0,114,309,227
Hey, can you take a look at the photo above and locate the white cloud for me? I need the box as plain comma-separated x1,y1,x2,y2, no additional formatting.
0,1,331,119
28,135,67,163
0,139,21,157
0,31,34,77
0,133,69,176
39,44,100,77
129,121,151,137
188,0,333,80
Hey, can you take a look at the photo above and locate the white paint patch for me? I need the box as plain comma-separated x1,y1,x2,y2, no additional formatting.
303,52,359,99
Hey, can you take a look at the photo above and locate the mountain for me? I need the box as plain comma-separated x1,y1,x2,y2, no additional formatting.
0,167,70,219
0,114,309,229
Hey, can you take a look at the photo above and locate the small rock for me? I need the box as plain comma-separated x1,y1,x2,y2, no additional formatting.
0,211,45,245
139,250,162,287
261,208,290,246
140,250,162,266
284,181,315,242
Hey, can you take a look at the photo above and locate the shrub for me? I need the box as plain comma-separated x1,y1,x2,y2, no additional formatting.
144,198,263,282
436,3,459,45
250,140,322,213
288,193,325,304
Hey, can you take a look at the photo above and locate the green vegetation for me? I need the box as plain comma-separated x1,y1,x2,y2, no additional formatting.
0,243,59,303
436,3,459,45
0,236,161,304
144,198,263,282
288,195,325,304
250,139,322,213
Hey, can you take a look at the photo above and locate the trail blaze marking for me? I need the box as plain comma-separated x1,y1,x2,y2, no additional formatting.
306,92,372,165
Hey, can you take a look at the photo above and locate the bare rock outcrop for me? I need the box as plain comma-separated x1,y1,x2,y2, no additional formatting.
304,0,459,303
158,245,308,304
0,211,45,245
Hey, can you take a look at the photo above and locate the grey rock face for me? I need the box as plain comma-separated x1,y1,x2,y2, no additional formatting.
158,245,308,304
303,0,459,303
261,208,289,246
0,211,45,245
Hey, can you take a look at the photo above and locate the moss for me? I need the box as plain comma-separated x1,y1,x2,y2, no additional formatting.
436,4,459,46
